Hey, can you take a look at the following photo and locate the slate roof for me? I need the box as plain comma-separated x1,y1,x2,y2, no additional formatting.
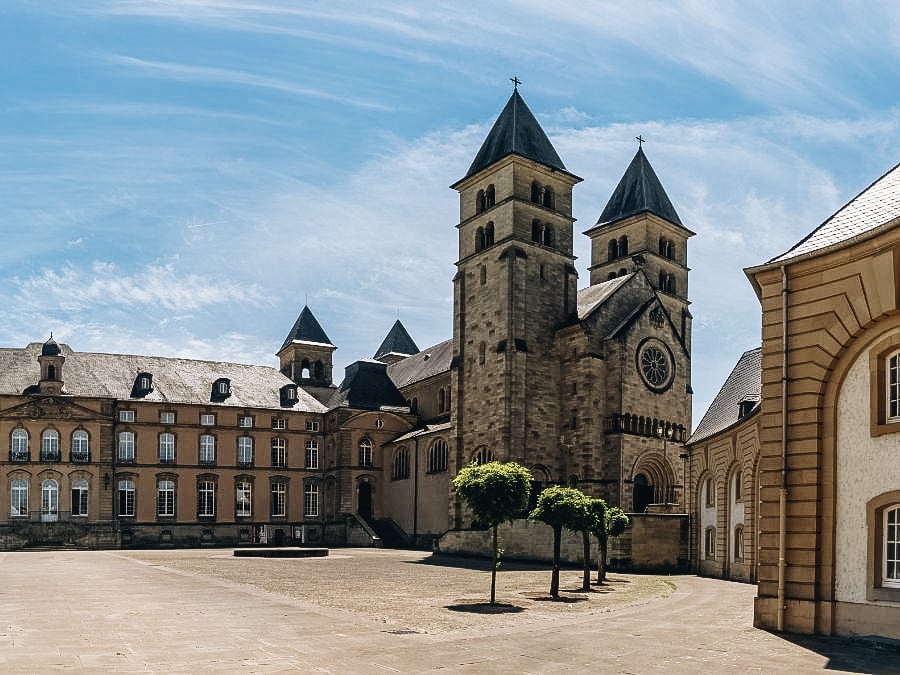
333,359,409,411
388,421,453,445
687,347,762,445
460,89,569,182
387,340,453,389
0,342,327,412
577,274,634,320
594,148,684,228
279,306,333,351
767,161,900,264
374,320,420,360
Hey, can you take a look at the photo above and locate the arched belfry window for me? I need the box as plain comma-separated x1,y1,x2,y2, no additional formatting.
47,365,57,380
533,220,542,243
531,181,541,203
542,186,553,209
475,226,485,252
484,222,494,247
485,184,495,209
476,189,485,214
619,235,629,257
608,239,618,261
543,225,554,247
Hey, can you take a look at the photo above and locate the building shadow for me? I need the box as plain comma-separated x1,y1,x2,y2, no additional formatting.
778,633,900,674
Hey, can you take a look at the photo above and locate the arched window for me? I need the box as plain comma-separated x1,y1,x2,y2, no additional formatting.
659,236,667,256
300,359,311,379
531,181,541,203
484,222,494,247
475,226,485,252
608,239,618,261
619,235,629,257
485,184,495,208
41,429,60,462
478,342,486,366
734,525,745,561
438,388,446,412
705,478,715,506
71,430,89,462
11,479,28,516
11,428,28,461
358,438,373,466
393,447,410,480
314,361,324,380
705,526,717,559
473,447,493,465
480,265,487,285
41,479,59,521
428,439,449,473
72,479,88,516
734,470,743,502
47,364,57,380
532,220,542,243
542,186,553,209
885,505,900,588
542,225,553,247
476,189,485,214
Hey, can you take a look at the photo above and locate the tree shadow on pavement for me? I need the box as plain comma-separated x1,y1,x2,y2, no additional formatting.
408,553,550,572
446,602,525,614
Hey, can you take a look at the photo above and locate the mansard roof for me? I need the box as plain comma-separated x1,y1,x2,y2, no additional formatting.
594,147,683,228
374,320,420,361
0,342,326,412
687,347,762,445
766,161,900,264
333,359,409,411
460,89,569,182
387,340,453,389
279,305,333,351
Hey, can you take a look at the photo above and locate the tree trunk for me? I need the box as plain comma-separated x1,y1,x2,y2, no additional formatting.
490,524,498,605
599,533,608,584
550,525,561,598
581,530,591,590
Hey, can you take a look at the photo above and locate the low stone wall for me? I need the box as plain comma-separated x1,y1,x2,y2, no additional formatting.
436,514,689,572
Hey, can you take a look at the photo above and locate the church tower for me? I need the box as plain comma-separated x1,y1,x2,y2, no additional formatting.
450,87,582,477
584,147,694,349
277,306,336,387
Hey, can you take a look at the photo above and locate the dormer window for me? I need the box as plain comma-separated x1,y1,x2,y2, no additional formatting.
280,384,298,407
133,372,153,397
738,400,757,419
212,378,231,400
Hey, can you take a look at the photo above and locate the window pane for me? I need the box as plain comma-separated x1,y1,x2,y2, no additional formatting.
200,435,216,464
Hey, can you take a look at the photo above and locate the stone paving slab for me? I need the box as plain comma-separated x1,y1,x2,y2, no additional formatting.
1,549,898,673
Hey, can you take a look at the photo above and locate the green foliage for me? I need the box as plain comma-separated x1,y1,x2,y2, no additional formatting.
452,461,532,529
529,485,592,532
606,507,629,538
588,498,608,538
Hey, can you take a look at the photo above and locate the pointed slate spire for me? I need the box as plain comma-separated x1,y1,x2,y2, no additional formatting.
462,89,568,181
596,147,683,227
374,320,420,362
280,306,333,351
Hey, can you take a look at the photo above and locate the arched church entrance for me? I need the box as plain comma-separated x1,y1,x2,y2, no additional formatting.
633,473,653,513
357,481,372,521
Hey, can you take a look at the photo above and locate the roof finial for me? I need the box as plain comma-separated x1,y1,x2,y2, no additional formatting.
636,135,645,148
510,75,522,90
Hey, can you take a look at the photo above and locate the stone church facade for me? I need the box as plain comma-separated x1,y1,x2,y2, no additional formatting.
0,89,693,551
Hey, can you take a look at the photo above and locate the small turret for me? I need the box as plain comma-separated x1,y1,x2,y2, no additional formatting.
38,334,65,395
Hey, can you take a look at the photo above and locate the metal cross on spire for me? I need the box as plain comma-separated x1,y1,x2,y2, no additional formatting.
636,135,645,148
510,76,522,90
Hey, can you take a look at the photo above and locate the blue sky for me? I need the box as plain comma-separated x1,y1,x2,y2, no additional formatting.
2,1,899,423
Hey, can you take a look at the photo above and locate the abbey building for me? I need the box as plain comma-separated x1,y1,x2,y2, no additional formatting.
0,89,692,550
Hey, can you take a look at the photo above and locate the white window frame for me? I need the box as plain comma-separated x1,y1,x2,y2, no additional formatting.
239,415,254,428
304,483,319,518
885,505,900,589
358,438,373,467
198,480,216,517
41,479,59,521
201,414,216,426
305,420,320,432
118,431,135,462
11,428,28,460
889,352,900,422
271,481,286,518
199,434,216,465
160,411,175,424
41,429,60,461
271,437,286,468
305,440,319,470
118,479,135,517
119,410,135,422
11,479,28,517
237,436,254,466
236,480,252,517
71,430,89,461
159,432,175,464
72,479,88,517
271,417,286,430
158,479,175,517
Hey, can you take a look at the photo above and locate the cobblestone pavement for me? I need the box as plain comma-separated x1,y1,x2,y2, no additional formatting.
1,548,898,673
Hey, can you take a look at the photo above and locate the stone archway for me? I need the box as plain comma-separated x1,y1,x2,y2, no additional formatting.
357,481,372,521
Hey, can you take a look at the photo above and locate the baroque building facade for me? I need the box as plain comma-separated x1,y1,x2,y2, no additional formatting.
0,88,693,550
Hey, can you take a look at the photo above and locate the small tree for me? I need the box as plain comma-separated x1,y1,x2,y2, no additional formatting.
452,461,532,604
529,486,592,598
592,502,629,584
587,498,608,585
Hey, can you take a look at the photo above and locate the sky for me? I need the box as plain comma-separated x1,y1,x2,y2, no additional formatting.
1,1,899,424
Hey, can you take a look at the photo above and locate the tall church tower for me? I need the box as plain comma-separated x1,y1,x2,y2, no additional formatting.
584,147,694,349
450,87,582,477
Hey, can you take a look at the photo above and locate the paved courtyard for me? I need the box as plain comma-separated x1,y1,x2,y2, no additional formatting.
1,548,898,673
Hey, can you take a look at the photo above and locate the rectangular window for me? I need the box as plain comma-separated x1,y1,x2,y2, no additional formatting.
199,434,216,465
198,480,216,517
305,440,319,470
236,481,252,517
271,482,286,517
889,353,900,421
71,480,88,516
158,433,175,464
118,479,135,517
237,437,253,466
157,479,175,517
160,411,175,424
304,483,319,517
886,506,900,588
119,410,135,422
271,417,286,430
41,431,60,462
118,431,135,462
71,431,89,462
305,420,320,432
239,416,254,428
201,414,215,426
11,480,28,517
271,438,286,468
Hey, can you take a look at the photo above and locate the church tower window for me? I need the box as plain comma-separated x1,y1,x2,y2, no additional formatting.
608,239,618,261
475,226,485,252
531,181,540,203
484,222,494,247
485,184,495,208
542,186,554,209
618,235,629,257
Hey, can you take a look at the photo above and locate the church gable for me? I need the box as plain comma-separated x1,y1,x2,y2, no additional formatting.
0,395,107,422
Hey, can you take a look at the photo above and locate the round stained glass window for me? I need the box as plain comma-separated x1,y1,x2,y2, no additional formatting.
636,338,675,392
